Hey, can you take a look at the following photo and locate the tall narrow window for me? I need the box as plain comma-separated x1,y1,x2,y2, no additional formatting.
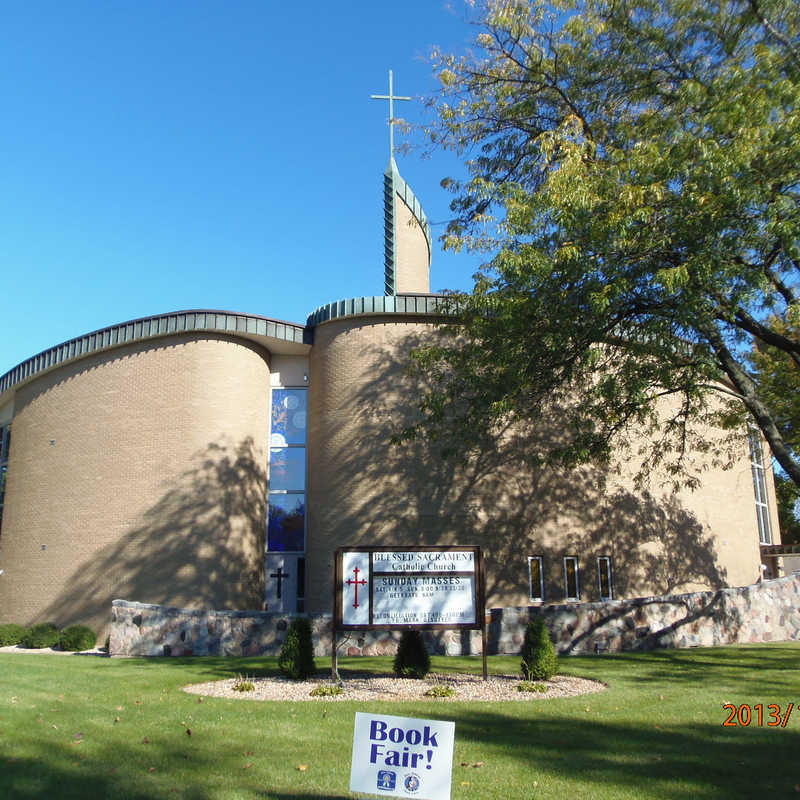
748,429,772,545
296,557,306,613
597,556,613,601
563,556,580,601
0,424,9,533
268,389,307,553
528,556,544,602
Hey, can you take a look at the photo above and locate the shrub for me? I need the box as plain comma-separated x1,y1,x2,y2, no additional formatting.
0,623,27,646
424,684,455,698
309,684,343,697
232,675,255,692
278,617,316,680
393,630,431,679
58,625,97,652
520,618,558,681
21,622,60,649
517,680,548,694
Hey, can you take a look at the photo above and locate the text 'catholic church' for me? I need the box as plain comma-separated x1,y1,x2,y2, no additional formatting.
0,79,785,642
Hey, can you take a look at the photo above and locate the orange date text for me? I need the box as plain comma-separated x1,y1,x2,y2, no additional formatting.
722,703,793,727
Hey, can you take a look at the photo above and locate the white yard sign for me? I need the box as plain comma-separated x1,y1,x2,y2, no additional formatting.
350,712,455,800
338,548,481,629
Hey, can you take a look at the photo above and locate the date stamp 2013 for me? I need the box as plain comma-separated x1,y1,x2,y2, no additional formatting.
722,703,794,727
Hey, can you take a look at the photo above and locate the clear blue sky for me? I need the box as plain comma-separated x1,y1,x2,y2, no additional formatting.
0,1,486,372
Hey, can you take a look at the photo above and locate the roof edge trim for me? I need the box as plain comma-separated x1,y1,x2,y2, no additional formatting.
306,293,455,327
0,309,310,397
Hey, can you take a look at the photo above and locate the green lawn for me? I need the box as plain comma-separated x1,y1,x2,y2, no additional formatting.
0,644,798,799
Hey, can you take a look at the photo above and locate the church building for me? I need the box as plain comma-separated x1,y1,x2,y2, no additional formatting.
0,84,782,638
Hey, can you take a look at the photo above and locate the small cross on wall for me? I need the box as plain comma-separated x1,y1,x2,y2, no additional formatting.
270,566,290,600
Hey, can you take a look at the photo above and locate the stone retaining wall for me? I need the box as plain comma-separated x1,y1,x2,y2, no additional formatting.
110,574,800,658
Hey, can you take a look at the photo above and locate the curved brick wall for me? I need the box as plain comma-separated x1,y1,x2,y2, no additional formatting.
394,193,430,294
0,334,271,635
306,316,771,615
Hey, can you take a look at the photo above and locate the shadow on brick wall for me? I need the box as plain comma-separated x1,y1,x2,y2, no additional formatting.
39,436,266,635
310,326,728,609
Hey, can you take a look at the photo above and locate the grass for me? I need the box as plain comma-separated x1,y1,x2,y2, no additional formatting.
0,643,797,799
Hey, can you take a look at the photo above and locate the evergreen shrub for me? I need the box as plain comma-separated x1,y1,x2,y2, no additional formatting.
278,617,316,680
520,618,558,680
58,625,97,651
21,623,60,649
393,630,431,679
0,623,27,646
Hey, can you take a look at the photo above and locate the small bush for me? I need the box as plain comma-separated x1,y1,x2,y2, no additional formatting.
58,625,97,651
393,630,431,679
21,622,60,649
278,617,316,680
424,684,455,698
309,684,343,697
0,623,27,646
517,680,548,694
520,618,558,681
232,675,255,692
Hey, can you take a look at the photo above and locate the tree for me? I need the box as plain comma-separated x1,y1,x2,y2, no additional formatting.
774,473,800,544
404,0,800,488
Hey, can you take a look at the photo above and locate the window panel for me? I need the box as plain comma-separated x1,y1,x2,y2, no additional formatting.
597,556,613,601
269,447,306,491
528,556,544,602
748,429,772,545
270,389,308,446
564,556,580,601
268,493,305,552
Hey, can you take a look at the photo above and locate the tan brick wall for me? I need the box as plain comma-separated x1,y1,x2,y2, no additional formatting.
306,316,768,613
394,193,430,294
0,334,270,636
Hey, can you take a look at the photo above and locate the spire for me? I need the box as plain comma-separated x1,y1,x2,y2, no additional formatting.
371,71,432,296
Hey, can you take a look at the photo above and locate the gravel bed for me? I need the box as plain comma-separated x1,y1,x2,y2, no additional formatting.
182,672,606,702
0,644,107,656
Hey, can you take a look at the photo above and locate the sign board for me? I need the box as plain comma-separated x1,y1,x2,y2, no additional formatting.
335,547,484,630
350,712,455,800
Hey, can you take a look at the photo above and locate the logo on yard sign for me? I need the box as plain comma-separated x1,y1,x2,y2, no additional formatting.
404,773,421,793
377,770,397,790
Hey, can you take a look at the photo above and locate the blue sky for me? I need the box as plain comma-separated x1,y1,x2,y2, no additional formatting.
0,1,486,372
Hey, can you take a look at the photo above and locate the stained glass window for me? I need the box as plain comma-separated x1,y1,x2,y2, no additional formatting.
269,448,306,491
564,556,580,601
270,389,307,446
528,556,544,601
268,494,305,552
597,556,613,601
748,429,772,545
0,425,9,533
268,387,307,553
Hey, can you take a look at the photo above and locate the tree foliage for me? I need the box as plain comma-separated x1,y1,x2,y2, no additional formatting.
407,0,800,489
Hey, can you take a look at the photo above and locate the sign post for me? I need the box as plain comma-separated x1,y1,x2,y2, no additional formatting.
334,546,487,680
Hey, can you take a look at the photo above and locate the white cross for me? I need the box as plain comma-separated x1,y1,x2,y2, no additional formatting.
371,69,411,159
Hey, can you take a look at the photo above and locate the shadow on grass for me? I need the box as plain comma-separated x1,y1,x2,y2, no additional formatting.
451,710,800,798
571,644,800,695
2,704,798,799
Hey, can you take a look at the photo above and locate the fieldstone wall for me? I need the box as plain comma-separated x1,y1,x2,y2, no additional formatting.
499,573,800,655
110,574,800,658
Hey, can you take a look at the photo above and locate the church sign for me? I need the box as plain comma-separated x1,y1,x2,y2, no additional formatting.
335,547,483,630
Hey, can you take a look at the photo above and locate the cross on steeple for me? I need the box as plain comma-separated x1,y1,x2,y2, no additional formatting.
371,69,411,160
